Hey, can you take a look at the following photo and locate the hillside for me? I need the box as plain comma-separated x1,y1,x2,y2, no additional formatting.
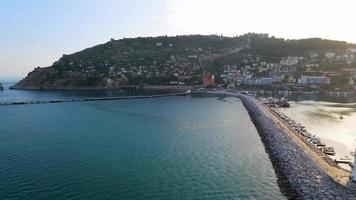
12,33,356,89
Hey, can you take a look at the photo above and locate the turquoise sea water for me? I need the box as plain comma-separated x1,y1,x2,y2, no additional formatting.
0,84,285,199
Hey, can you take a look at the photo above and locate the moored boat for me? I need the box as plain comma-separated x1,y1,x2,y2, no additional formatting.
311,137,321,145
278,97,290,108
317,141,326,147
324,147,336,156
336,156,352,164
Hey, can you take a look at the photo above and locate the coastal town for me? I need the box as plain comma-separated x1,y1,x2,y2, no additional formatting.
81,44,356,94
12,34,356,93
4,34,356,199
216,50,356,90
4,0,356,198
95,43,356,94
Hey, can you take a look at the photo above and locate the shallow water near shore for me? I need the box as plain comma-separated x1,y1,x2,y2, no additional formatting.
0,87,286,200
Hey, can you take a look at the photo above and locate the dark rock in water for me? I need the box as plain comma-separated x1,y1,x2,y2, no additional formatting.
239,95,356,199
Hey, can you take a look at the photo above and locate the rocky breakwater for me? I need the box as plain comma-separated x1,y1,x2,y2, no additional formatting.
239,95,356,199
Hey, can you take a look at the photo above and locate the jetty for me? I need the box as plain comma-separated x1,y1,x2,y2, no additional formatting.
206,90,356,199
0,92,189,107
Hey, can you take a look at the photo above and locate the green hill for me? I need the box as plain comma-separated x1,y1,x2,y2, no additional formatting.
12,33,356,89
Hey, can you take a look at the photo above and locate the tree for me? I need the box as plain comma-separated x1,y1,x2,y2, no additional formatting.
330,75,349,88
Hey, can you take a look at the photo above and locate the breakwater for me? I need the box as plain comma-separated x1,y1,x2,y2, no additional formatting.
239,95,356,199
0,92,187,106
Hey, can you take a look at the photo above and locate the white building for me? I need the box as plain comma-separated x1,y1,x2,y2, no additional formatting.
347,48,356,53
298,75,330,85
309,53,319,58
280,56,302,66
324,52,336,59
242,77,273,85
260,77,273,85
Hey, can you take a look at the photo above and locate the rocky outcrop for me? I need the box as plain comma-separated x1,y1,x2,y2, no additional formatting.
11,67,127,90
239,95,356,199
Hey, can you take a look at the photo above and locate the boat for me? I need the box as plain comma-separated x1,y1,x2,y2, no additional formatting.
0,83,3,90
335,156,352,164
339,114,344,119
317,141,326,147
301,131,312,138
278,97,290,108
311,137,321,145
323,147,336,156
49,100,64,103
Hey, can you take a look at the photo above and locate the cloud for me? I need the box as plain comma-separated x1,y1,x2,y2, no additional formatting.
163,0,356,42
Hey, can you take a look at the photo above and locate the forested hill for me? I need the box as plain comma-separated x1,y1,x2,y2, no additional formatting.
13,33,356,89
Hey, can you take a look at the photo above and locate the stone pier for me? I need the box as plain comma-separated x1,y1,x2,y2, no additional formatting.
239,95,356,199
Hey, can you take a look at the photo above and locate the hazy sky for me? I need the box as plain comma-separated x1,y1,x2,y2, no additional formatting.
1,0,356,77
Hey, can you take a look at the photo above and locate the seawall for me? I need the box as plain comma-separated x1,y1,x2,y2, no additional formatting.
239,95,356,199
0,92,188,107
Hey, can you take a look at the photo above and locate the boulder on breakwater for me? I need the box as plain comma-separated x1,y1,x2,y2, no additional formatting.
239,95,356,199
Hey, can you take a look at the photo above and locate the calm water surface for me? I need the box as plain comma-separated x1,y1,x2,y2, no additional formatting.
0,84,286,199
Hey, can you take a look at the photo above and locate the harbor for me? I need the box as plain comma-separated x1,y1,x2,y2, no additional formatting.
268,106,352,180
0,93,287,200
2,84,356,198
256,94,356,178
276,100,356,171
204,90,356,198
239,94,356,199
270,106,354,168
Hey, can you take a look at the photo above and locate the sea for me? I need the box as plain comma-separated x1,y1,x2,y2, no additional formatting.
0,81,286,200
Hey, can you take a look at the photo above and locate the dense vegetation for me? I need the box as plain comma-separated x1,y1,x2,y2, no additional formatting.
244,37,353,56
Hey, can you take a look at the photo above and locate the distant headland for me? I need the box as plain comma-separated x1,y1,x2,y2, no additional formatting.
12,33,356,91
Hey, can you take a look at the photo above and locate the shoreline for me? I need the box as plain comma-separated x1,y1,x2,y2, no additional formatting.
8,85,193,91
0,92,190,107
205,90,356,198
268,104,352,182
239,94,356,199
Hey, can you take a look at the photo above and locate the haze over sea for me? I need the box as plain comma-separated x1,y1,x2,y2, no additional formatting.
0,83,285,200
